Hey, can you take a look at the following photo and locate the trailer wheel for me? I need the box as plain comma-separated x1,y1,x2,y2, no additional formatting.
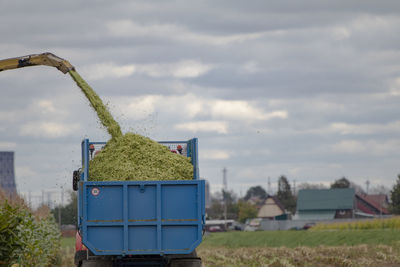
168,251,201,267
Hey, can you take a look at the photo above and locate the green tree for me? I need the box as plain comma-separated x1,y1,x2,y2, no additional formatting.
244,185,267,201
390,175,400,214
298,182,328,190
331,177,350,188
52,191,77,226
222,190,239,219
207,191,239,220
238,201,258,223
277,175,296,213
207,197,224,219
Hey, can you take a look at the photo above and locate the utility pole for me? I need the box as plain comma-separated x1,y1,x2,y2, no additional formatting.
28,190,32,209
222,167,227,230
47,191,52,208
58,187,64,228
41,190,45,206
293,179,296,196
268,177,271,196
366,180,370,195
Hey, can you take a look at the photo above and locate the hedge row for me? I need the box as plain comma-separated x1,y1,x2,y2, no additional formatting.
0,196,61,266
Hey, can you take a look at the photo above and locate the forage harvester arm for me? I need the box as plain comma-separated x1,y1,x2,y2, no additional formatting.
0,52,75,74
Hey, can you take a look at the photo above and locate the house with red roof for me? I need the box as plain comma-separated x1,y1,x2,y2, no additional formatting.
356,194,390,216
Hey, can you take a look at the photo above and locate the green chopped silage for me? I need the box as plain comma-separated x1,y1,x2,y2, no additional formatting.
89,133,193,181
68,70,193,181
69,70,122,139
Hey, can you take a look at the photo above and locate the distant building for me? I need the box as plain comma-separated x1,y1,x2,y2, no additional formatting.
356,194,390,216
295,188,356,220
295,188,390,220
0,152,17,195
257,196,285,219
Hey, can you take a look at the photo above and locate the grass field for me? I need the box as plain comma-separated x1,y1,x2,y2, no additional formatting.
60,238,75,267
62,229,400,250
61,237,75,249
200,229,400,248
198,230,400,266
197,245,400,266
61,230,400,266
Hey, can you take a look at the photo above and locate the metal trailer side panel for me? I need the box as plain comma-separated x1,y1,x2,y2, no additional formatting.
80,180,205,256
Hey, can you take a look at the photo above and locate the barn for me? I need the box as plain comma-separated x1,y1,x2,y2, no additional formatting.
295,188,390,220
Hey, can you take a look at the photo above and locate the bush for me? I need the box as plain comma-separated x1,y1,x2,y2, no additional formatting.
0,199,61,266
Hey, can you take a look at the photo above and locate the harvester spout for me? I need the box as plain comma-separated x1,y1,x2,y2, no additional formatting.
0,52,75,74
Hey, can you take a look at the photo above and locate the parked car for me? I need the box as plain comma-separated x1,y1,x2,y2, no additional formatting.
244,218,262,231
228,221,243,231
303,222,316,230
208,225,224,232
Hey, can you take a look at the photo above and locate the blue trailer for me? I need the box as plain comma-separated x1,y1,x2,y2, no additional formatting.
73,138,205,267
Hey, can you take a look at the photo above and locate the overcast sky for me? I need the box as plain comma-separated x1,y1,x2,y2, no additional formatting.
1,0,400,204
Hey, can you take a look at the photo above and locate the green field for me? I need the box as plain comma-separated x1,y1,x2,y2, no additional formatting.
200,229,400,248
62,229,400,250
61,237,75,249
62,230,400,266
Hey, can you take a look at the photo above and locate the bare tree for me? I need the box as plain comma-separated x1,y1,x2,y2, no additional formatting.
298,182,328,190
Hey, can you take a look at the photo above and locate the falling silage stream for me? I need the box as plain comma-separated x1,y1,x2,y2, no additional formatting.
69,70,122,139
69,70,193,181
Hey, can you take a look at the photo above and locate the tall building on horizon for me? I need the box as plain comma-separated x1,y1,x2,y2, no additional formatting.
0,151,17,195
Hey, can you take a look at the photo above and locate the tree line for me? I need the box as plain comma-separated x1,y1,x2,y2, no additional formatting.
50,174,400,225
206,174,400,223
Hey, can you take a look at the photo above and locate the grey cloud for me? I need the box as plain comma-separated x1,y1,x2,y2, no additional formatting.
1,0,400,197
